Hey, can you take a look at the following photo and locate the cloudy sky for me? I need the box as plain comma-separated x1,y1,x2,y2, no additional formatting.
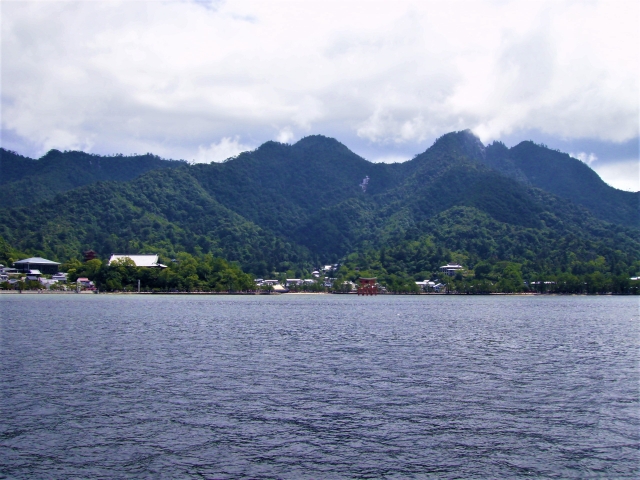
2,0,638,190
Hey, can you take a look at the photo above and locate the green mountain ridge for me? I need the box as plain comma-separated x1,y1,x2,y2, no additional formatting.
1,131,638,288
0,148,185,207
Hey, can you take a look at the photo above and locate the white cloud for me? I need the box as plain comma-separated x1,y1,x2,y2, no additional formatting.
276,127,295,144
1,0,638,162
570,152,598,166
370,154,410,164
592,160,640,192
194,136,253,163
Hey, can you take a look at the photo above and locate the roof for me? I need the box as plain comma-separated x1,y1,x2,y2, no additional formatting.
14,257,61,265
108,254,165,267
28,270,42,275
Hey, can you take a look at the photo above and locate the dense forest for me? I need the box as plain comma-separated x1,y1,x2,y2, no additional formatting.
0,148,185,207
1,130,638,293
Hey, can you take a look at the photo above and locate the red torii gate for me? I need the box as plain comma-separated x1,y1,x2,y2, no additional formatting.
357,277,377,296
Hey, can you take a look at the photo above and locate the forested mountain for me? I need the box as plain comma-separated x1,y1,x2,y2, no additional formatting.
482,139,639,228
1,131,638,289
0,148,185,207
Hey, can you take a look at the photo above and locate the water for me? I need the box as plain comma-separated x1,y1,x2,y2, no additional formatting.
1,294,638,478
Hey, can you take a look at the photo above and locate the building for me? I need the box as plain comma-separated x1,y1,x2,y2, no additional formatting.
254,279,288,292
341,280,357,292
415,280,436,292
83,250,98,262
52,273,68,282
77,277,95,288
13,257,61,274
108,254,167,268
439,263,464,277
433,283,446,293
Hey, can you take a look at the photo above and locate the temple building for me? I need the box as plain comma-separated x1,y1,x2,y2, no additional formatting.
108,254,167,268
13,257,61,275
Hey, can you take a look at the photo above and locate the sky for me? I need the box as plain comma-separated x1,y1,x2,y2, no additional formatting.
1,0,638,191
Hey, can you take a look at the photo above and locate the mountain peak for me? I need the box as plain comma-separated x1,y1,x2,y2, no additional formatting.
432,130,485,159
292,135,354,155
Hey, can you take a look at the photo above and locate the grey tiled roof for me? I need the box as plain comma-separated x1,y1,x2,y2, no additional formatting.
13,257,61,265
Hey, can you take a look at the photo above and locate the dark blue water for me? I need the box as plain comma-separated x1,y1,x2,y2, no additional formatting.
1,295,638,478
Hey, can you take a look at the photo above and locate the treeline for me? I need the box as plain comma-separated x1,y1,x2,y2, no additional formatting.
332,238,640,294
64,253,255,292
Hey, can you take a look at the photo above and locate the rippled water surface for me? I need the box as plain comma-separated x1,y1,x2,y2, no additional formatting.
1,294,638,478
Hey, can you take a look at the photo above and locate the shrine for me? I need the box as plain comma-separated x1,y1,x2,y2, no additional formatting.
357,277,378,296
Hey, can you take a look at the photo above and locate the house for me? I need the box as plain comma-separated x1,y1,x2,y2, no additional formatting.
1,267,20,276
341,281,357,292
108,254,167,268
254,279,288,292
77,277,96,289
52,273,68,282
286,279,303,287
13,257,61,274
39,278,59,289
415,280,436,292
433,283,447,293
323,277,336,288
439,263,464,277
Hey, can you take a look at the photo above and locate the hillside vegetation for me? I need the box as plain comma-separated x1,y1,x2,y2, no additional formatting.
1,131,638,292
0,148,185,207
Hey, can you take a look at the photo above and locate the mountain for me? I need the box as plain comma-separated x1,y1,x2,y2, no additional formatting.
0,166,313,277
0,148,185,207
1,131,638,287
482,138,638,228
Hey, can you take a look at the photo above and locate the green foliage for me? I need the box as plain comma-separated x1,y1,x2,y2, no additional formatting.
483,140,639,228
0,236,29,267
0,132,638,294
0,148,185,207
67,253,255,292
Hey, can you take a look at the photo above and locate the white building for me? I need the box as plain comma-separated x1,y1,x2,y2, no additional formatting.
439,263,464,277
108,254,167,268
415,280,436,291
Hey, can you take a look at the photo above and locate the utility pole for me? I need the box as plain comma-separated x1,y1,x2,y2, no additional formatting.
138,279,140,293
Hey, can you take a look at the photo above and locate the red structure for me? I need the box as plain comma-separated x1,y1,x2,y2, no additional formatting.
357,277,378,296
83,250,98,262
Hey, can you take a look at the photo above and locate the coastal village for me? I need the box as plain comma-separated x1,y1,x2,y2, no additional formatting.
0,252,471,294
3,253,636,294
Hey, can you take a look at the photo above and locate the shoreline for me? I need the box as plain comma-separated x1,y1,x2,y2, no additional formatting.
0,290,629,296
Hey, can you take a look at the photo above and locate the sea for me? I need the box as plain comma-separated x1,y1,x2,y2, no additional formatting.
1,294,638,478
